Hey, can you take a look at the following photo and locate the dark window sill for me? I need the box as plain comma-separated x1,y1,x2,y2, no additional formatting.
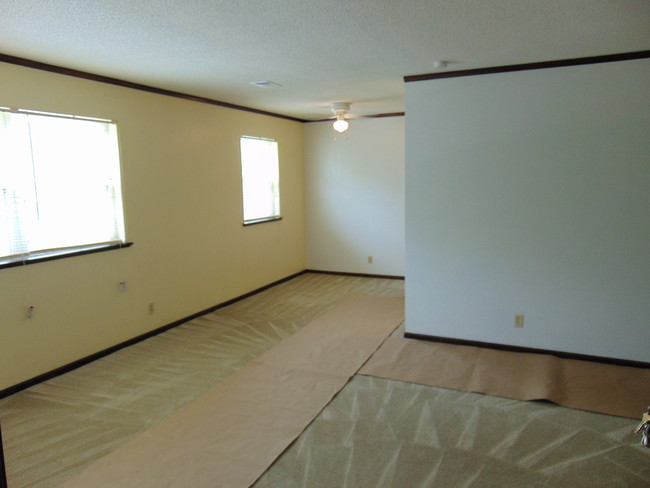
243,216,283,227
0,242,133,269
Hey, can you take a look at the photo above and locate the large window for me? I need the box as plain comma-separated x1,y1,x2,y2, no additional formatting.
240,136,281,225
0,107,127,266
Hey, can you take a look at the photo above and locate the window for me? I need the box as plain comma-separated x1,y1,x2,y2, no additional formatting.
0,107,127,266
240,136,281,225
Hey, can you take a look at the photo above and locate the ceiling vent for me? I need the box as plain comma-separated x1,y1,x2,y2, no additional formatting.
250,80,282,88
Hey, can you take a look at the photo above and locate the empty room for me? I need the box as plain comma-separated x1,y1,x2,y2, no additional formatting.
1,1,649,487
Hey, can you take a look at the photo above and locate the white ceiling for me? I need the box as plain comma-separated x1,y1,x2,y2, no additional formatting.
1,0,649,121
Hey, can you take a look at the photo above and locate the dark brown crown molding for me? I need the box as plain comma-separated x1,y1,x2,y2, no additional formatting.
405,50,650,83
0,53,305,122
305,112,405,123
366,112,405,118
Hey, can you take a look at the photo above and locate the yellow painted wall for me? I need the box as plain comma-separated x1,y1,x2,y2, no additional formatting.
0,62,306,391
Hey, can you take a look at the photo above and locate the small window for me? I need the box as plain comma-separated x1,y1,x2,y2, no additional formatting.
0,107,126,265
240,136,281,225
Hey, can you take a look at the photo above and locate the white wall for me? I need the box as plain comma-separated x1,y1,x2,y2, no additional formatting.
405,58,650,362
304,117,405,276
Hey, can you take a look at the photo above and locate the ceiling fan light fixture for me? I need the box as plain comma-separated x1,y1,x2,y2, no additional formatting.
331,102,351,133
333,115,349,133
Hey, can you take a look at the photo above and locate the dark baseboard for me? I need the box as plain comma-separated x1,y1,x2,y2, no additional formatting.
305,269,405,280
404,332,650,370
0,269,404,398
0,267,400,482
0,270,308,399
0,268,403,398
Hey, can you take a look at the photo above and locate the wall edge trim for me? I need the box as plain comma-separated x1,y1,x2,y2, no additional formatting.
305,269,405,280
304,112,406,123
0,53,305,122
403,333,650,369
0,270,404,398
0,270,309,399
404,50,650,83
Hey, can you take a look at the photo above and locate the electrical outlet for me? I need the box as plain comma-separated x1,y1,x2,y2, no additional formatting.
367,256,373,264
515,314,524,328
148,302,155,314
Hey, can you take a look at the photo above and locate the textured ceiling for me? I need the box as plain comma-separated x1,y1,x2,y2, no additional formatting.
1,0,649,120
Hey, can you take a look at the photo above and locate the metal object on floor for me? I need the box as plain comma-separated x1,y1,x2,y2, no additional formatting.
635,407,650,448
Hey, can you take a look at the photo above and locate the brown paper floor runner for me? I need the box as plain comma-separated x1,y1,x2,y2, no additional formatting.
56,295,404,488
1,273,404,488
359,337,650,419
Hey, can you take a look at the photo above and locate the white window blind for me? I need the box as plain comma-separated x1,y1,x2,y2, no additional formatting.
0,108,126,263
240,136,280,224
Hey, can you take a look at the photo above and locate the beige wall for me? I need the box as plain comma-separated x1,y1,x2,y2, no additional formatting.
0,62,306,390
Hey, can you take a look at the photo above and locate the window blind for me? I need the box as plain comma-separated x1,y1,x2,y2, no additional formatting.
0,108,126,263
